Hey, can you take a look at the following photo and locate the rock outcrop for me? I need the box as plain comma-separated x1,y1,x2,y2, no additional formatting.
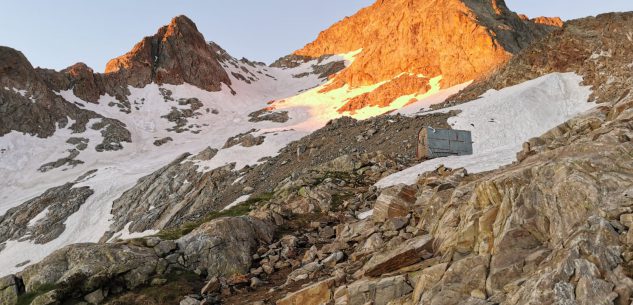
0,275,21,305
448,12,633,106
0,183,94,245
0,215,274,305
37,15,233,105
106,152,240,237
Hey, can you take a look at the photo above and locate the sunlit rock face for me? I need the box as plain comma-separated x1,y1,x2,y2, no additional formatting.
105,15,231,92
294,0,560,112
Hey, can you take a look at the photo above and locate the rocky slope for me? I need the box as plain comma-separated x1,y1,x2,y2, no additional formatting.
448,12,633,107
0,47,131,146
294,0,560,112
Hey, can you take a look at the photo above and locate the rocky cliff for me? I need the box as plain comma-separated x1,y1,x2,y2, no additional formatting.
35,15,233,106
0,47,131,146
105,15,231,92
293,0,560,112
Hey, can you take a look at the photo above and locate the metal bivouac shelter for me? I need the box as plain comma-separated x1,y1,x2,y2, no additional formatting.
416,127,473,160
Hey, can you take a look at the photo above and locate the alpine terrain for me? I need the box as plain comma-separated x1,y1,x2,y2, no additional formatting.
0,1,632,304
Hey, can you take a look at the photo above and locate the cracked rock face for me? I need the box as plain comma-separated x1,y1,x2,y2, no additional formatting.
0,183,94,245
107,152,239,237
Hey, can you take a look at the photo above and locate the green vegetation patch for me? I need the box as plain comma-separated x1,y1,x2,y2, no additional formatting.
103,270,203,305
156,192,273,240
16,283,56,305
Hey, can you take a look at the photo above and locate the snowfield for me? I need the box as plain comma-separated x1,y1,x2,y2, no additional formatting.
376,72,596,188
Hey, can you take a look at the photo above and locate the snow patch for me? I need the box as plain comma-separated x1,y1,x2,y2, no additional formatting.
376,72,596,188
27,207,50,227
357,209,374,220
223,195,251,211
112,222,159,241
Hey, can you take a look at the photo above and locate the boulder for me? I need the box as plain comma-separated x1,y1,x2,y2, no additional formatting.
83,288,105,304
19,243,159,294
276,277,336,305
31,290,60,305
179,296,199,305
373,185,417,222
363,235,433,277
177,216,274,278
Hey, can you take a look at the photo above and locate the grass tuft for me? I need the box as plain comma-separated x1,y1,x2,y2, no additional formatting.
156,192,273,240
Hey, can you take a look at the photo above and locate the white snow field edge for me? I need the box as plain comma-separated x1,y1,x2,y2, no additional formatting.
376,72,596,188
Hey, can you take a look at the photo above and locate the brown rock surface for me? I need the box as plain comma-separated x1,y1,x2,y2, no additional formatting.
449,12,633,106
373,184,417,222
363,234,434,277
531,16,564,27
276,277,335,305
105,15,231,92
0,47,131,145
294,0,560,113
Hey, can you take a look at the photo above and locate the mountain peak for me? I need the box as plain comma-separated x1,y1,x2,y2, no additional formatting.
170,14,195,25
295,0,560,102
104,15,231,92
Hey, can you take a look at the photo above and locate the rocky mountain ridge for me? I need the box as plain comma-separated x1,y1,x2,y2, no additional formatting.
294,0,561,112
36,15,232,107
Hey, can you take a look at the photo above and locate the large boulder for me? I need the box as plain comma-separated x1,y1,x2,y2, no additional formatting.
177,216,274,278
19,243,160,295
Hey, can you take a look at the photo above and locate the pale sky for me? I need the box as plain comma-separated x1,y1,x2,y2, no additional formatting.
1,1,631,72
